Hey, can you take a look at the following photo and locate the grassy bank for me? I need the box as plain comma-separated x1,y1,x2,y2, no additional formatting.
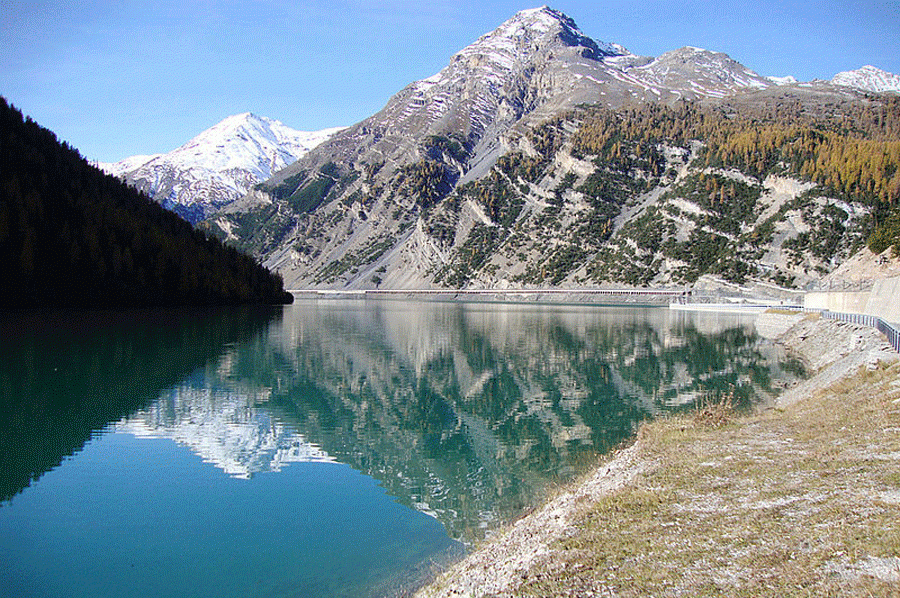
420,317,900,597
518,361,900,596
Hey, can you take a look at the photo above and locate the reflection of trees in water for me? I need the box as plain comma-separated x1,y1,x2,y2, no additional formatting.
222,301,799,541
4,301,799,541
0,307,281,502
600,322,780,410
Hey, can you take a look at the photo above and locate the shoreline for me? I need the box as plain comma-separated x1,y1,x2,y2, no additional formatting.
416,311,900,597
289,288,689,306
288,289,802,312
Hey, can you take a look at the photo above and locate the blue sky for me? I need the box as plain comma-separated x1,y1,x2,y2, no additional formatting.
2,0,898,163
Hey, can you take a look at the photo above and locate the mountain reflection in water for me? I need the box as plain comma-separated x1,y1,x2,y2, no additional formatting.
111,299,802,542
0,306,279,502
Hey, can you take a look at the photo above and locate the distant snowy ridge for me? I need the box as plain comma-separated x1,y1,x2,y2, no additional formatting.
100,153,161,178
767,75,798,86
832,65,900,93
99,113,345,222
625,46,772,99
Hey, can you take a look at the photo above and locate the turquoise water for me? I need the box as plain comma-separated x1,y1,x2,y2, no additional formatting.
0,300,803,597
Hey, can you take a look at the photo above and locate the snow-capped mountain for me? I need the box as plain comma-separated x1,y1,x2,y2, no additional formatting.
252,6,780,201
624,46,772,99
832,65,900,94
767,75,798,86
357,6,776,154
296,6,643,174
387,5,627,136
100,113,344,222
101,153,161,178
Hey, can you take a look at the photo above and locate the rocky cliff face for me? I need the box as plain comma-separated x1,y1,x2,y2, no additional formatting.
206,7,895,293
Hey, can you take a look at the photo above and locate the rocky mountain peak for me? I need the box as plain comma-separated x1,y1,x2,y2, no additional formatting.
832,65,900,94
481,6,626,61
339,7,630,149
100,113,344,222
281,6,630,182
628,46,772,98
179,112,335,163
223,7,834,288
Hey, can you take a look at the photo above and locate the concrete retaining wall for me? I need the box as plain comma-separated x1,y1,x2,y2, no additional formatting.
867,277,900,325
804,291,871,314
804,276,900,325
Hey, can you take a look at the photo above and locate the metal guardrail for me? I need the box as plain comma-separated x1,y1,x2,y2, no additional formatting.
874,318,900,353
781,306,900,353
822,311,900,353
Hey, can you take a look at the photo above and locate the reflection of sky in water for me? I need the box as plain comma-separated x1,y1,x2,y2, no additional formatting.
0,430,458,598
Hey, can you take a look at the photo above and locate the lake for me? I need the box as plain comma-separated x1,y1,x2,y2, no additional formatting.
0,298,804,597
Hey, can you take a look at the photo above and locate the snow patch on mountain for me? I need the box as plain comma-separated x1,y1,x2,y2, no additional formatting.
227,6,837,290
361,4,780,177
361,5,638,165
414,5,625,93
832,65,900,93
98,153,160,178
629,47,772,97
100,113,345,222
768,75,798,86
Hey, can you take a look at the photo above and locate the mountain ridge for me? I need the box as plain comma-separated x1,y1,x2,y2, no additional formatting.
238,8,786,204
102,7,897,230
100,8,898,231
0,97,293,307
831,65,900,94
99,113,344,222
204,7,899,293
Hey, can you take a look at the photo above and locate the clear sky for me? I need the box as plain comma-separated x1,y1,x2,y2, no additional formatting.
2,0,898,163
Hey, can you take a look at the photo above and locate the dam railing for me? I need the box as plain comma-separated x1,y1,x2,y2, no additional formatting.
781,307,900,353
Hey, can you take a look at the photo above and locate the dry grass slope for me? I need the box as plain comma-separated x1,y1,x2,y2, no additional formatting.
420,317,900,597
519,362,900,597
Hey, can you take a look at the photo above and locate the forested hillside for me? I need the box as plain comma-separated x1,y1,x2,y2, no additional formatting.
204,5,900,292
502,98,900,288
0,98,292,307
574,98,900,205
248,94,900,291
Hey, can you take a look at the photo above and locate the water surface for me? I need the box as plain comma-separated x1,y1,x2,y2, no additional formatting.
0,300,803,597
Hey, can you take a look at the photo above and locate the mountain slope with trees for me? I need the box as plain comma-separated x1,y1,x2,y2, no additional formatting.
209,8,900,293
0,97,292,307
212,93,900,292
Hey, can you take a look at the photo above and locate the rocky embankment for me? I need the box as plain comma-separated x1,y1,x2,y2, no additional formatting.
757,312,899,407
418,311,900,597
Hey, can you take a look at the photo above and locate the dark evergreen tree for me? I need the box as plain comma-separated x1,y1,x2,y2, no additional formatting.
0,97,293,307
